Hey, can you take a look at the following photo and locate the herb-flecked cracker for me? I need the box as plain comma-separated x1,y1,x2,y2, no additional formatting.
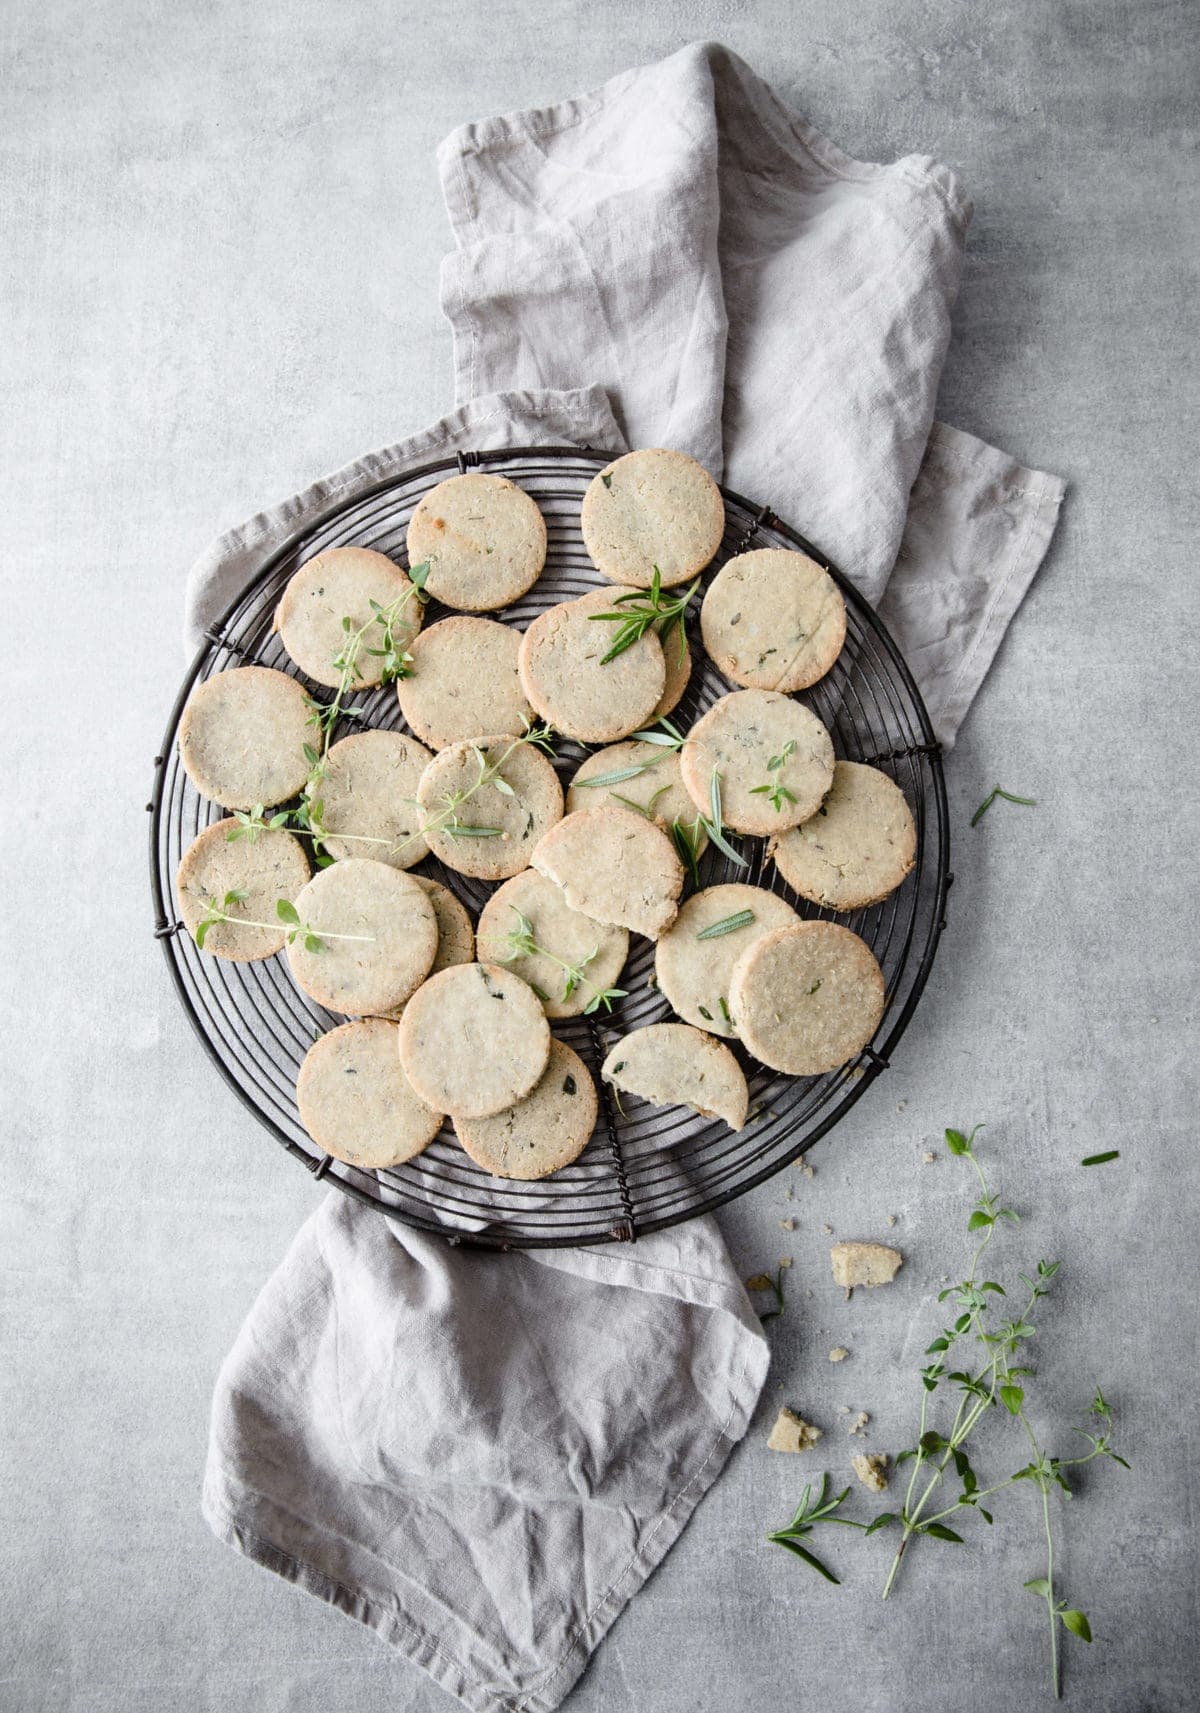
297,1018,443,1167
581,448,725,589
454,1039,598,1179
397,962,551,1118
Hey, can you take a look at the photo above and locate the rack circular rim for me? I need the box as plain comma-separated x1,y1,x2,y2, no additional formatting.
149,445,951,1249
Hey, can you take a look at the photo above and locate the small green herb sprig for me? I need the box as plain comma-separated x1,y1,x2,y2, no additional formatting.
499,908,627,1014
194,892,374,954
227,799,394,867
749,739,798,813
971,784,1037,827
767,1475,861,1584
746,1262,788,1322
416,723,556,850
588,567,697,665
305,564,431,772
667,772,747,884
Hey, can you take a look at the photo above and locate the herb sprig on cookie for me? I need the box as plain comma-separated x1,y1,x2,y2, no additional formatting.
588,567,698,664
499,909,628,1014
305,563,431,770
194,892,374,953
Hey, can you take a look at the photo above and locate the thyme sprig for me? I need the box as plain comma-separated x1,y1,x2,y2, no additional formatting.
305,563,430,771
750,739,798,813
971,784,1037,827
404,722,556,855
588,567,698,665
193,892,374,954
767,1475,863,1585
499,909,627,1014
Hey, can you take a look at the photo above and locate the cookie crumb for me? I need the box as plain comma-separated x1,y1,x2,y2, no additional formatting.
829,1346,850,1363
780,1218,796,1232
745,1273,772,1292
830,1242,903,1290
837,1404,851,1414
779,1256,793,1269
897,1099,907,1112
852,1453,889,1493
848,1411,870,1436
802,1162,815,1179
821,1222,834,1235
922,1150,936,1164
767,1406,823,1453
885,1214,898,1227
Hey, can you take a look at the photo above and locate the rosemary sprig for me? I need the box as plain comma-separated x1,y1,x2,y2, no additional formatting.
696,908,755,940
305,563,430,771
767,1475,863,1585
671,814,708,885
588,567,698,664
500,908,627,1014
749,739,799,813
193,892,374,954
701,769,749,869
971,784,1037,827
574,762,660,790
631,716,686,749
1081,1150,1120,1166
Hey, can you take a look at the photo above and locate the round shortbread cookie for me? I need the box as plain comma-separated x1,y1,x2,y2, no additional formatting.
652,629,693,721
518,588,666,743
395,615,532,750
176,819,310,961
566,741,708,859
284,858,438,1016
654,882,800,1035
476,868,629,1019
316,729,433,869
296,1018,443,1168
701,549,846,692
728,921,885,1075
397,962,551,1118
454,1039,598,1180
531,805,684,940
681,690,834,835
770,761,916,910
275,546,423,690
580,448,725,589
405,473,547,611
417,733,563,881
179,666,312,810
601,1023,749,1131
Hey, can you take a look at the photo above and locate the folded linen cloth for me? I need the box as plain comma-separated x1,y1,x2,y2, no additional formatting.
197,41,1065,1713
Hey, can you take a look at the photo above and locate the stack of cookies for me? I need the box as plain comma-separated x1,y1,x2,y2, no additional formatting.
175,449,917,1184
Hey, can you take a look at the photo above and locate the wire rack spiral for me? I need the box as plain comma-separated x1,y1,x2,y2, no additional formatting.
149,446,950,1248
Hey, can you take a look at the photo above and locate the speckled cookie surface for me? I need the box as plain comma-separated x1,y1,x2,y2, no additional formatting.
566,741,707,858
681,689,834,835
178,666,312,810
580,448,725,589
316,729,433,869
395,615,532,749
176,819,310,961
654,882,801,1035
652,629,693,720
296,1018,443,1167
518,588,666,743
770,761,916,910
414,876,475,971
475,868,629,1019
397,962,551,1118
454,1039,598,1180
601,1023,749,1131
417,734,563,881
275,546,422,690
284,858,438,1016
701,549,846,691
728,921,885,1075
531,805,683,940
405,473,547,611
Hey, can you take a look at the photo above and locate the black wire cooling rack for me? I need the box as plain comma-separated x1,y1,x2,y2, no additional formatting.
149,446,951,1248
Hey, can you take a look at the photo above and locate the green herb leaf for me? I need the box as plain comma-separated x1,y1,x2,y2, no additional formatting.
1000,1384,1025,1416
276,900,301,925
971,784,1037,827
1081,1150,1119,1166
1059,1609,1092,1643
920,1523,964,1543
696,909,755,940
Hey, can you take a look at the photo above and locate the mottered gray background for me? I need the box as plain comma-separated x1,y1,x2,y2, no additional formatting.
2,1,1196,1710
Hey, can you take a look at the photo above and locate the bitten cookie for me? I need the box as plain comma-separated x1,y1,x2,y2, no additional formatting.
296,1018,443,1168
315,729,433,869
518,588,666,743
179,666,312,810
681,689,834,835
476,868,629,1018
395,615,532,749
580,448,725,588
417,733,563,881
176,819,310,961
728,921,885,1075
654,882,800,1035
397,963,551,1118
566,741,706,857
701,548,846,691
769,761,916,910
454,1039,598,1180
274,546,423,690
531,805,684,940
406,473,547,610
284,858,438,1016
601,1023,749,1131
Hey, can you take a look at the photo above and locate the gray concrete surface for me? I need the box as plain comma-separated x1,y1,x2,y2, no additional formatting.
2,2,1197,1710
